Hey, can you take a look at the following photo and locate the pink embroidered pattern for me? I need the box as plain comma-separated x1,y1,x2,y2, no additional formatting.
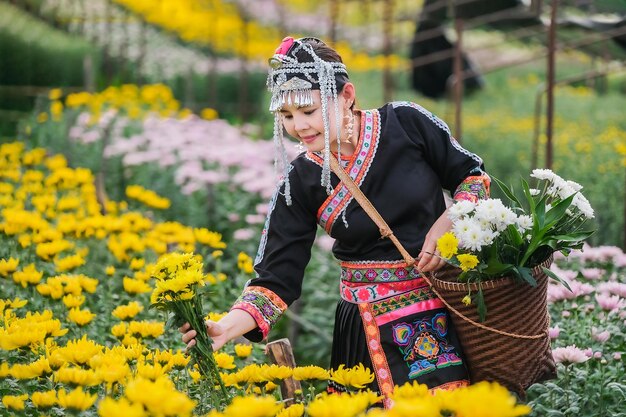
359,302,394,409
231,286,287,339
341,279,427,303
313,110,380,233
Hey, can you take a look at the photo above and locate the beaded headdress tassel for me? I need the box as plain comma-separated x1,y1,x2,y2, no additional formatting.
267,36,349,206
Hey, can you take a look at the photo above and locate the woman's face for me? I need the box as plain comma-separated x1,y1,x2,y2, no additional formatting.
279,85,354,153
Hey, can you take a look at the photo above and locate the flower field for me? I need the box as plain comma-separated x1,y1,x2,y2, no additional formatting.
1,80,624,415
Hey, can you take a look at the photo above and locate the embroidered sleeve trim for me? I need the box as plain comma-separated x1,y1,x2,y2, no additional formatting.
453,175,491,203
230,286,288,339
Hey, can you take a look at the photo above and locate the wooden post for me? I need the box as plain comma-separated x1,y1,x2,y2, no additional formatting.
266,338,302,406
382,0,394,103
545,0,558,170
453,17,464,141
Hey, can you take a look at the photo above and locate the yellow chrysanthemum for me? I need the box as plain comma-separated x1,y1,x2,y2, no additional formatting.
441,381,531,417
2,394,28,410
329,364,375,389
31,390,57,409
213,352,237,370
112,301,144,320
436,232,459,259
56,387,97,411
276,403,305,417
220,395,281,417
292,365,330,381
67,308,96,326
0,257,19,276
234,343,253,358
98,397,146,417
457,254,480,272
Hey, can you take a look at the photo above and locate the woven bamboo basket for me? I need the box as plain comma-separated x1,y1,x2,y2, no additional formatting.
425,255,557,397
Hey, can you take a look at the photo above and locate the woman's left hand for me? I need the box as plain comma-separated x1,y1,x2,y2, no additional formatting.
417,208,452,272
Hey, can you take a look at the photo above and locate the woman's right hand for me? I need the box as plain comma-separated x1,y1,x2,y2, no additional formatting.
179,320,229,352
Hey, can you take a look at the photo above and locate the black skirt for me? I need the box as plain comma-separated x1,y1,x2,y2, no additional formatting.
329,292,470,399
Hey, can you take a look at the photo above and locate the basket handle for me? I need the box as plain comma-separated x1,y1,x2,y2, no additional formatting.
421,274,547,340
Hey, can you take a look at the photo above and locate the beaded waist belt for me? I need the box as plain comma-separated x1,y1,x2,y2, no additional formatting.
339,260,427,303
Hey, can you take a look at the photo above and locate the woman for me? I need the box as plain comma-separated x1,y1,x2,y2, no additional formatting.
181,36,490,404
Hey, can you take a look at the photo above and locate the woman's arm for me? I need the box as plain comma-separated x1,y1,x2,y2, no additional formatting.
180,309,257,351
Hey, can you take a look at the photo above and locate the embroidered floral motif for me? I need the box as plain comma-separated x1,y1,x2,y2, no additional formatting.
340,279,427,303
453,175,491,203
391,314,463,379
359,303,394,409
231,286,287,339
340,263,420,283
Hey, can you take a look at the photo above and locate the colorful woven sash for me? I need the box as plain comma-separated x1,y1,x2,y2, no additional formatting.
340,260,426,303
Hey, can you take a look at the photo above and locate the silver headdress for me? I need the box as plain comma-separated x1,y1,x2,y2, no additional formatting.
267,37,350,206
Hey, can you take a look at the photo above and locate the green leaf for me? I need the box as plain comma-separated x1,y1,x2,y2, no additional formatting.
492,176,522,208
542,267,572,292
550,230,595,242
517,266,538,287
544,194,575,227
476,287,487,322
505,223,524,247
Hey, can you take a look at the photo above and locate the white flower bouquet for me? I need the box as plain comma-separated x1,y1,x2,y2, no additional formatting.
436,169,595,320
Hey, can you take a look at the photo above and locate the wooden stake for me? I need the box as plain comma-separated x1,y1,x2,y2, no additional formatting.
265,338,301,405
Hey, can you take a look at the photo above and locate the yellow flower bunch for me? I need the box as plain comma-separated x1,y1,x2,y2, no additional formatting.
126,184,171,210
151,252,206,303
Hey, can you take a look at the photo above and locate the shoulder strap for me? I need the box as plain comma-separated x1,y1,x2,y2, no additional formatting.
329,155,415,266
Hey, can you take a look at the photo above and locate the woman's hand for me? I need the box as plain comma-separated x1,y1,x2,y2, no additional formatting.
417,208,452,272
179,309,258,352
179,320,229,352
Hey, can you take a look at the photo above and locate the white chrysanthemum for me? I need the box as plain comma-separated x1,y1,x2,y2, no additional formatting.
531,168,563,183
565,180,583,192
516,215,533,231
457,225,492,252
529,188,541,196
491,206,518,232
452,218,479,237
474,199,506,223
573,193,594,219
448,200,476,221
